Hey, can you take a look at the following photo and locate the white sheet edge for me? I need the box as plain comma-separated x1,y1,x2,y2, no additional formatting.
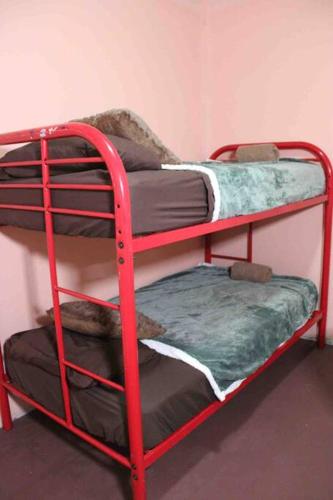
141,338,244,402
162,163,221,222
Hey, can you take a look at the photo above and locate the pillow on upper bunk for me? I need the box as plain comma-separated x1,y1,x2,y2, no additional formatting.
0,137,91,178
47,301,166,339
86,134,162,172
235,144,279,163
73,108,181,164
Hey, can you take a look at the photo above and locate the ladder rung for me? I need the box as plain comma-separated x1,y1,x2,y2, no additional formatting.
64,360,124,392
49,207,115,219
56,287,120,311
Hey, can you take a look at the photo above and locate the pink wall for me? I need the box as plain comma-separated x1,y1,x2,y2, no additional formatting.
204,0,333,340
0,0,206,419
1,0,332,420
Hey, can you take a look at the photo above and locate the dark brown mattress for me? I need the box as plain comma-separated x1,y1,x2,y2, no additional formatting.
4,327,215,450
0,169,213,237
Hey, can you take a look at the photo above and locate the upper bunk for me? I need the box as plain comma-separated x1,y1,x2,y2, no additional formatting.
0,122,332,254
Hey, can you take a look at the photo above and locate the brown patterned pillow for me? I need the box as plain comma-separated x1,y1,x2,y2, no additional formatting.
47,301,166,339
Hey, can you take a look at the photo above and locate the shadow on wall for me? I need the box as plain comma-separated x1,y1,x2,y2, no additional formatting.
2,226,203,327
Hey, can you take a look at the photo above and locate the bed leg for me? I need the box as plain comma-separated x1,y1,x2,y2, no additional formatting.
317,195,333,349
0,348,13,431
247,223,253,263
317,322,326,349
205,234,212,263
131,468,146,500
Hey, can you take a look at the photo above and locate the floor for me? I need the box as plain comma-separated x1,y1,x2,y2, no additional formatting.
0,340,333,500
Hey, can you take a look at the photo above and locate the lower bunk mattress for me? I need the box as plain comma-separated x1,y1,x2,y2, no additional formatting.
4,266,318,449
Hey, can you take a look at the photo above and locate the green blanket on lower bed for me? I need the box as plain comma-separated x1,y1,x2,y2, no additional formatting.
122,266,318,401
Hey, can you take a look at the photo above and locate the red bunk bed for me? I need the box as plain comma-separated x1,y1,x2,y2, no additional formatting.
0,122,332,500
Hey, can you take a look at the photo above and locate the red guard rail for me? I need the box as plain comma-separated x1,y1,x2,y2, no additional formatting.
0,126,332,500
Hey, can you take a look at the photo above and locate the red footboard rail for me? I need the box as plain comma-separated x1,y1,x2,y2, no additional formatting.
0,127,332,500
0,123,146,498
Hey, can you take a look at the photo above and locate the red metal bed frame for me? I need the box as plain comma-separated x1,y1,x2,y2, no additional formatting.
0,123,332,500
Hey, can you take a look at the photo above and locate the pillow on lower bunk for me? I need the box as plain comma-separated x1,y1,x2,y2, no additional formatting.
5,326,158,390
47,301,166,339
0,138,91,178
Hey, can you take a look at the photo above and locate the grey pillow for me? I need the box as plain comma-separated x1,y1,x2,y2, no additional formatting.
0,137,91,178
235,144,279,163
86,134,162,172
47,301,166,339
73,108,181,164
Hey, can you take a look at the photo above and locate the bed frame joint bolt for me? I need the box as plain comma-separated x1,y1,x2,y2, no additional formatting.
118,241,124,249
118,257,125,264
132,474,138,481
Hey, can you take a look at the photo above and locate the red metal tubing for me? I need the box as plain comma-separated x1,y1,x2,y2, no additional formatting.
0,183,112,191
211,254,248,262
49,207,115,219
144,310,322,468
204,234,212,263
318,192,333,347
49,184,113,191
0,203,44,212
0,184,43,189
210,141,333,186
0,157,103,168
41,137,73,426
0,348,12,431
247,222,253,262
2,381,130,468
64,360,125,392
56,287,120,311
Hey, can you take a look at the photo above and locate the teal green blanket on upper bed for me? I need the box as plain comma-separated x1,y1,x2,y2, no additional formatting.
162,160,325,220
120,266,318,401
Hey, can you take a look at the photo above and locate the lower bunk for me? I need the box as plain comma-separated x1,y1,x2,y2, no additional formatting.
4,265,319,450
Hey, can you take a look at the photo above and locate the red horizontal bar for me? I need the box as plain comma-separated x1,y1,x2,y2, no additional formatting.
56,287,120,311
0,183,43,189
0,183,112,191
133,195,328,254
49,184,113,191
64,360,124,392
0,203,44,212
144,310,322,468
0,157,103,168
0,204,115,221
3,381,130,468
211,254,248,262
0,160,42,168
49,207,115,219
46,157,103,165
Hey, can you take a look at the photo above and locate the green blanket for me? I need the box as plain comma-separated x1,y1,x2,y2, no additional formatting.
163,160,325,220
122,266,318,401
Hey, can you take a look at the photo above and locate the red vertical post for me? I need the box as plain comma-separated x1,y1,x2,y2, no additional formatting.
0,347,12,431
116,225,146,499
205,234,212,263
247,223,253,262
101,133,146,499
318,195,333,348
41,137,73,424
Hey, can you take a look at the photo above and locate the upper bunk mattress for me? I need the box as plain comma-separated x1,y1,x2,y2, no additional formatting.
163,159,326,221
0,159,325,238
0,169,213,237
